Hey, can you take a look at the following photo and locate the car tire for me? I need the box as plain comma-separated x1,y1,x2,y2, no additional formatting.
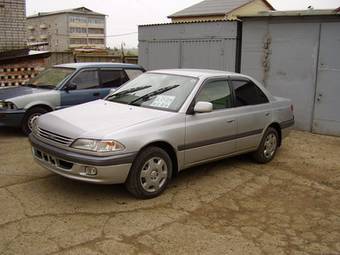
125,146,172,199
21,107,49,136
252,127,279,164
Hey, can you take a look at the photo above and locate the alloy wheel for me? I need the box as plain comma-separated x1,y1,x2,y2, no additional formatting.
263,133,277,159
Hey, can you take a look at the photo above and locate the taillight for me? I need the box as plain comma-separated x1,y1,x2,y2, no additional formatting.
290,104,294,112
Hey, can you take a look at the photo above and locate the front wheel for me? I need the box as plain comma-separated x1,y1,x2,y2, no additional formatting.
252,127,279,164
125,147,172,199
21,107,49,136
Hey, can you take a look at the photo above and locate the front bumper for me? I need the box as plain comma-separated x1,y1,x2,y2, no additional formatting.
0,109,25,127
29,134,136,184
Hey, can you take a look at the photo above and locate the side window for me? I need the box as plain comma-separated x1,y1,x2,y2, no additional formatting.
99,69,129,88
70,70,99,90
125,69,143,80
196,80,232,110
231,80,269,106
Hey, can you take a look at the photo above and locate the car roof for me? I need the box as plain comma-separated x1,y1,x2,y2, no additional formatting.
55,62,143,69
150,69,249,79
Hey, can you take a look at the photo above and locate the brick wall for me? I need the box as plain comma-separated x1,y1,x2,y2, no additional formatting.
0,58,46,87
0,0,27,52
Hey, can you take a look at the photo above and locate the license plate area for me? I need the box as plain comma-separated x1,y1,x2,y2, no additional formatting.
33,148,73,171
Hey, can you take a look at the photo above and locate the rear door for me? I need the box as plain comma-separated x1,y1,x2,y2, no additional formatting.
229,79,272,151
183,78,237,166
99,68,129,94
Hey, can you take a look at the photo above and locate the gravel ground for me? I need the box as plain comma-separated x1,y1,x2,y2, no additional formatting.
0,128,340,255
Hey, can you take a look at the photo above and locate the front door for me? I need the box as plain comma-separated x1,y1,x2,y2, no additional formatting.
183,79,237,166
60,69,107,108
312,23,340,136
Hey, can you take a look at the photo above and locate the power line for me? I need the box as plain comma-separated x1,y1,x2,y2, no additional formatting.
106,32,137,37
52,32,138,38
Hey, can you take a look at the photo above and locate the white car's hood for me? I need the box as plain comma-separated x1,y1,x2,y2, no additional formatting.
37,100,173,139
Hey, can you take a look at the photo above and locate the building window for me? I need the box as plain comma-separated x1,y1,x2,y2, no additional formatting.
88,38,104,44
88,18,104,24
70,16,87,23
88,28,104,34
70,27,87,33
70,38,87,44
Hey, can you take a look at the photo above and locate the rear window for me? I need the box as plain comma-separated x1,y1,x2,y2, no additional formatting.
100,69,129,88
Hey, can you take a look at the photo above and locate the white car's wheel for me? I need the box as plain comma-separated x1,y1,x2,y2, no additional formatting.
125,146,172,199
252,127,279,163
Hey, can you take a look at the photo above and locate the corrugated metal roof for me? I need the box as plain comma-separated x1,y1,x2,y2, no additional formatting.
27,7,105,18
241,9,340,17
139,19,237,27
168,0,273,18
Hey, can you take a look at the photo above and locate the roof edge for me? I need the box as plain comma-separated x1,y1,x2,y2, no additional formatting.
168,0,275,18
27,7,106,18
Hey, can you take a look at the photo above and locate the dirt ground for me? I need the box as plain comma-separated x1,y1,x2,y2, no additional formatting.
0,128,340,255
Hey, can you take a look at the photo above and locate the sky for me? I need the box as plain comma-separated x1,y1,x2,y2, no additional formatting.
26,0,340,48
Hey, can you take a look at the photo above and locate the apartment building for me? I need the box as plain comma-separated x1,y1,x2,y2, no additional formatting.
27,7,106,51
0,0,26,52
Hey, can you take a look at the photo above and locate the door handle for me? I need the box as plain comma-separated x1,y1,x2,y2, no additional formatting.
93,92,100,97
226,120,235,123
265,112,271,116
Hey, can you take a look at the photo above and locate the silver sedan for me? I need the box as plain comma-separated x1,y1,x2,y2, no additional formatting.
29,69,294,198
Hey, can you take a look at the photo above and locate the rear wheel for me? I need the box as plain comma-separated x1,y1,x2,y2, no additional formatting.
21,107,49,136
125,146,172,199
252,127,279,163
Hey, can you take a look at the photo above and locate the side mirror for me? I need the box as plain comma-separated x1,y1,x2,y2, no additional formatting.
194,101,213,113
65,82,77,91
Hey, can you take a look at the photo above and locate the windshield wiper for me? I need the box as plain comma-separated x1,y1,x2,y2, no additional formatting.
129,85,179,105
107,85,152,100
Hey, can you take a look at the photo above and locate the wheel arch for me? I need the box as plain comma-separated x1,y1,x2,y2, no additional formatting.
267,122,282,147
137,141,179,178
25,103,53,113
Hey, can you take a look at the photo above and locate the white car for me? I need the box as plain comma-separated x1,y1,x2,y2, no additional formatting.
29,69,294,198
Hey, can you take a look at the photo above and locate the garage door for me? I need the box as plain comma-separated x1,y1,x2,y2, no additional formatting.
312,23,340,136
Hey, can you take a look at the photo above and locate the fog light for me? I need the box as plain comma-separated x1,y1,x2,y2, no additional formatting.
85,166,97,176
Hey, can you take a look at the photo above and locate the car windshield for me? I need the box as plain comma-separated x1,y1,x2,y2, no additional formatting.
106,73,198,111
24,67,75,89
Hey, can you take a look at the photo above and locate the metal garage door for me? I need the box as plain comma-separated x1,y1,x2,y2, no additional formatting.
145,41,181,70
241,21,320,131
181,39,224,69
138,21,238,71
265,22,320,131
312,23,340,136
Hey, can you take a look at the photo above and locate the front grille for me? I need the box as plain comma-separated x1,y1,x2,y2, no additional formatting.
36,127,74,146
33,148,73,170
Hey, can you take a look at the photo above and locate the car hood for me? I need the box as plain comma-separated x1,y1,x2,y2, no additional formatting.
0,86,47,101
37,100,174,139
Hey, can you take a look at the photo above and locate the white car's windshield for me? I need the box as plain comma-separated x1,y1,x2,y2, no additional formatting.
106,73,198,111
24,67,75,89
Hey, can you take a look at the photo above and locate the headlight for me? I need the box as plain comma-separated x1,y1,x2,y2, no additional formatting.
71,139,125,153
0,101,17,110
